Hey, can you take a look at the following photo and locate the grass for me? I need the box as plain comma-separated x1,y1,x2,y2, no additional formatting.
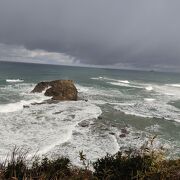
0,139,179,180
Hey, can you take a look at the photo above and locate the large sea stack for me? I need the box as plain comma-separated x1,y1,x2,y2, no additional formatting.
31,80,78,101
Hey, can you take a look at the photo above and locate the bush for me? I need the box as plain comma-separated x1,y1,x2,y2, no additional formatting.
93,151,153,180
93,139,180,180
0,144,179,180
29,156,71,179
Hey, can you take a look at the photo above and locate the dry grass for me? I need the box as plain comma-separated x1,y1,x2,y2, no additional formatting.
0,139,179,180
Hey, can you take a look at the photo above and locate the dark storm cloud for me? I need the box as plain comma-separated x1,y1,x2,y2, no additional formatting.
0,0,180,69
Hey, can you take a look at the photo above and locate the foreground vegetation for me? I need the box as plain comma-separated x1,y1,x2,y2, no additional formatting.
0,139,179,180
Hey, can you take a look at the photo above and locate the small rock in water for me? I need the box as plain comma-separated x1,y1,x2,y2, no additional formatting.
121,128,129,134
111,124,116,127
78,121,89,127
23,105,30,108
109,132,115,135
98,116,102,120
119,134,126,138
70,114,75,119
31,102,46,105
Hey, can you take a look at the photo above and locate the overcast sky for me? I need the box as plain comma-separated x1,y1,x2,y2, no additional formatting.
0,0,180,71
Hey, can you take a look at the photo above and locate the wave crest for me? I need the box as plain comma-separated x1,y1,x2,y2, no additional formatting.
6,79,24,83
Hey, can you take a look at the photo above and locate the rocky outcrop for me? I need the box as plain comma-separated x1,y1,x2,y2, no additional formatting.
31,80,78,101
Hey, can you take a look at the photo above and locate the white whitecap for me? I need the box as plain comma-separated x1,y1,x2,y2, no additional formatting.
167,84,180,88
108,82,130,87
145,86,153,91
91,76,104,80
144,98,155,102
108,82,143,89
117,80,130,84
6,79,24,83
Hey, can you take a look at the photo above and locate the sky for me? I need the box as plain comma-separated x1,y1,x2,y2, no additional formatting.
0,0,180,71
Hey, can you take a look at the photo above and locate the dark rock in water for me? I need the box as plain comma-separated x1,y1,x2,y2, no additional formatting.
70,114,75,119
31,80,78,101
31,81,49,93
23,105,30,108
78,120,89,127
109,132,115,135
121,128,129,134
98,116,102,120
31,102,46,105
111,124,116,127
119,134,126,138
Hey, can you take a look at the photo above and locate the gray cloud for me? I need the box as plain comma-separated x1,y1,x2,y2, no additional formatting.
0,0,180,70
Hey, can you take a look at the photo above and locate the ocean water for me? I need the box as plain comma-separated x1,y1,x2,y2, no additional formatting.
0,61,180,165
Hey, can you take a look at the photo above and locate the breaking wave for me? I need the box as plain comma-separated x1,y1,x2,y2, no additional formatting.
0,98,48,113
167,84,180,88
6,79,24,83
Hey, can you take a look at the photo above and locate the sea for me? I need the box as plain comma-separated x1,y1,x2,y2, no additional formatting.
0,61,179,165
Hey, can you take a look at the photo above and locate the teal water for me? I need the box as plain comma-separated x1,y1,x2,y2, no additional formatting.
0,61,179,165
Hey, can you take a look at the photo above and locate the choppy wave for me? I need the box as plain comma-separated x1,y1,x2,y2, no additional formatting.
113,101,180,123
0,82,50,113
0,100,102,162
76,84,123,99
6,79,24,83
77,82,180,123
92,76,142,89
0,77,180,165
108,82,131,87
0,97,48,113
91,76,156,90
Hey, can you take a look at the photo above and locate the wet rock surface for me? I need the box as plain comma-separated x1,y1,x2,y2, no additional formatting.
31,80,78,101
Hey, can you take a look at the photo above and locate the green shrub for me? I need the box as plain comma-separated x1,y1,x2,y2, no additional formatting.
93,151,153,180
30,156,71,179
0,143,179,180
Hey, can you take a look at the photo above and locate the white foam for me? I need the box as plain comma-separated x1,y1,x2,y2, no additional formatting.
76,84,123,98
117,80,129,84
91,76,130,84
38,126,73,155
91,76,103,80
153,84,180,98
145,124,161,132
108,82,130,87
0,97,48,113
167,84,180,88
103,77,130,84
114,101,180,122
0,85,50,113
107,81,142,89
6,79,24,83
144,98,155,102
1,79,180,165
145,86,153,91
0,100,102,161
76,84,92,93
